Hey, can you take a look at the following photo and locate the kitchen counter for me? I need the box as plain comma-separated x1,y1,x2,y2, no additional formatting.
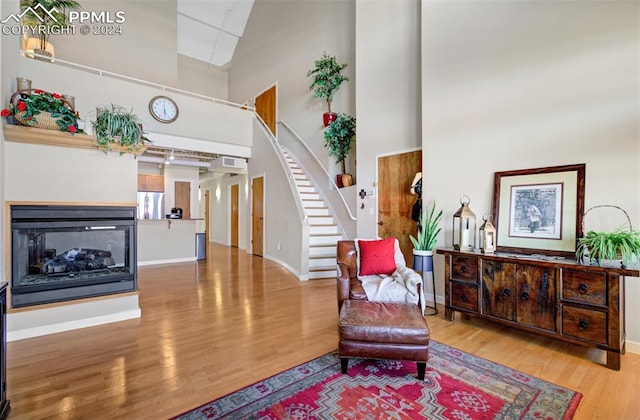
137,219,205,265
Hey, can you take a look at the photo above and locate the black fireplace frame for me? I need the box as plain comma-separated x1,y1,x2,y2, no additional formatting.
10,205,137,308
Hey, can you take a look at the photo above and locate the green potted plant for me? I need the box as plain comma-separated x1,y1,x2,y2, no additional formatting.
21,0,82,60
576,228,640,269
92,104,148,154
307,52,350,127
410,200,443,256
323,113,355,187
410,200,443,316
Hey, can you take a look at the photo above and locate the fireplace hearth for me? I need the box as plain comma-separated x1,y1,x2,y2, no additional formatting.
10,205,137,308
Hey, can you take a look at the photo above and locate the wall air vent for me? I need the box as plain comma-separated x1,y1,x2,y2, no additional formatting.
209,156,248,173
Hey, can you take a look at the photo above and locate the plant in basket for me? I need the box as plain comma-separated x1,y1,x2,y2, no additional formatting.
576,205,640,269
1,90,80,133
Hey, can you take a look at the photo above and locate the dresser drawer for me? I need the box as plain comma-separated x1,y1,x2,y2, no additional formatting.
451,256,478,283
562,269,606,306
562,306,607,345
451,282,478,312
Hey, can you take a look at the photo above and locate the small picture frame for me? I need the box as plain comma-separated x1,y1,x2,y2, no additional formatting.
492,164,585,257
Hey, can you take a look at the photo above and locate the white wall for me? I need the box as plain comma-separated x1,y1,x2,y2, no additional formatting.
227,0,356,274
1,0,21,277
5,142,137,203
248,121,305,277
229,0,356,179
178,54,229,100
421,0,640,346
51,0,178,87
163,165,200,219
200,173,248,249
355,0,422,238
15,57,252,148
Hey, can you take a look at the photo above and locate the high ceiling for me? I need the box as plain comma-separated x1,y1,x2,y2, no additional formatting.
177,0,255,68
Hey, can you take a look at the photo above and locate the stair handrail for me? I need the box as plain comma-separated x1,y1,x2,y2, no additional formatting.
279,120,356,221
19,50,254,111
254,115,308,225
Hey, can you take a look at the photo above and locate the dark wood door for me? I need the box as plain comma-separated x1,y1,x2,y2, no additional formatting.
481,260,517,321
174,181,191,219
231,184,239,248
516,264,556,331
255,85,276,137
252,177,264,256
377,151,422,264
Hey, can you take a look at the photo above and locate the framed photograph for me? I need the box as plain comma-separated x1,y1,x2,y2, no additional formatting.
492,164,585,257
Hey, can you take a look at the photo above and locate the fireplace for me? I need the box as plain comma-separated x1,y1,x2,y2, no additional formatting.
10,205,137,308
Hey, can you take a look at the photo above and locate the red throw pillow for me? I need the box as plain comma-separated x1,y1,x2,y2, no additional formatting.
358,237,397,276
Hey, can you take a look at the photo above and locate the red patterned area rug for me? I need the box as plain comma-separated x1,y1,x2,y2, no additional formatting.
172,340,582,419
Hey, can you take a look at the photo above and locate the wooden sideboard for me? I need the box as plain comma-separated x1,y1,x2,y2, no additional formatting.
437,248,640,370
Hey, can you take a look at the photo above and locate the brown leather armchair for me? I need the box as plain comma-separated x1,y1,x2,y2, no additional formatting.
336,240,422,313
336,240,430,380
336,240,368,313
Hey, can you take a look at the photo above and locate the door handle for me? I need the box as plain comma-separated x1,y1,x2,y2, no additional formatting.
377,221,384,226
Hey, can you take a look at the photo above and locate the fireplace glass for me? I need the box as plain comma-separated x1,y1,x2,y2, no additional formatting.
11,205,137,308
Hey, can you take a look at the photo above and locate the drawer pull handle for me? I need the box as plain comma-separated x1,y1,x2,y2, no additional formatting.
461,266,467,273
503,288,511,297
520,292,530,301
578,284,588,294
579,320,589,330
461,295,468,302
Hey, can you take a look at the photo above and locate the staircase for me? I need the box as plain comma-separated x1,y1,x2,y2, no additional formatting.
283,150,344,279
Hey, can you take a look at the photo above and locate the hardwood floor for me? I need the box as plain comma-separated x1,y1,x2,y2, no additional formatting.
6,244,640,419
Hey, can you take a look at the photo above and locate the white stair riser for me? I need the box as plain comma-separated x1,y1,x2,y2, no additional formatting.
298,186,316,194
306,208,330,216
309,246,336,257
293,174,307,180
308,270,337,279
308,216,334,225
309,235,343,245
300,193,321,200
310,226,339,235
309,258,336,267
296,180,312,187
302,201,325,208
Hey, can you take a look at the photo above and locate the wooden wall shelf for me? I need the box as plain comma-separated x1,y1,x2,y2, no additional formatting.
2,124,148,155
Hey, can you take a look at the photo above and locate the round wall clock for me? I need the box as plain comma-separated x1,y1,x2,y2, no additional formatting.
149,95,179,123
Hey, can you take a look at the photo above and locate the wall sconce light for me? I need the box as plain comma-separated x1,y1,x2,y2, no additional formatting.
453,195,476,251
479,214,496,253
169,150,175,160
215,186,221,200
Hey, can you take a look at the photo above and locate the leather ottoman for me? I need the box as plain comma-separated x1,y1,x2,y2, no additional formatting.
338,299,430,380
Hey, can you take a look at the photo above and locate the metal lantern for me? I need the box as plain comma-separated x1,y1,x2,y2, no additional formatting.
452,195,476,251
479,214,496,253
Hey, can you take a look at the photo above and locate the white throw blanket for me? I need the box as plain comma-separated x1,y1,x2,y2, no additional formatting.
358,266,426,315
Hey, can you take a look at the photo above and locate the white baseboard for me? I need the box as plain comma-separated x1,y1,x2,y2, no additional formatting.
625,339,640,355
138,257,197,266
263,254,307,281
8,295,141,341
